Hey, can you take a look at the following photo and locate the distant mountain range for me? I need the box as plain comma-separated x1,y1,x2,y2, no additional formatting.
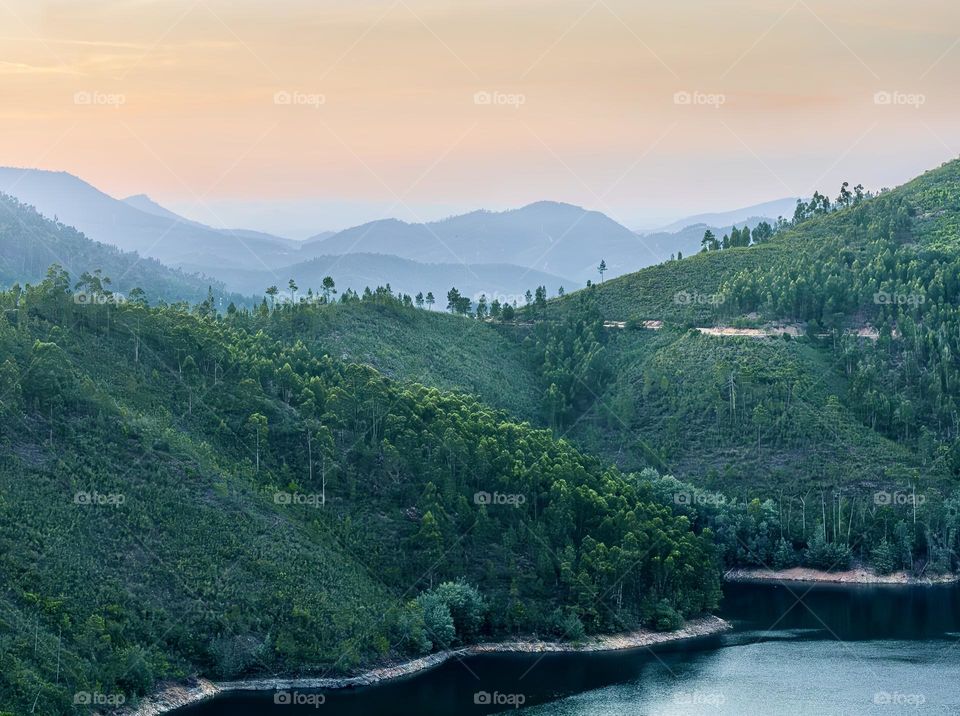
0,191,242,305
186,253,571,306
0,168,578,298
298,202,650,283
0,166,790,302
643,197,799,235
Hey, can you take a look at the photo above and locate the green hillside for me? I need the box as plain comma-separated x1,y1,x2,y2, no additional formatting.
0,193,245,307
528,160,960,493
0,272,720,715
240,298,541,422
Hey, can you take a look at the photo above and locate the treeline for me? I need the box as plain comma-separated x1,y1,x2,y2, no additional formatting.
699,182,875,253
642,470,960,576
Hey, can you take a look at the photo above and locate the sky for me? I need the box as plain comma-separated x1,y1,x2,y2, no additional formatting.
1,0,959,236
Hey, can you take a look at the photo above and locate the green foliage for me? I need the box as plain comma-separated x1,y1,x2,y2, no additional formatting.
0,271,721,715
803,529,852,571
870,539,899,575
411,592,456,651
772,538,799,570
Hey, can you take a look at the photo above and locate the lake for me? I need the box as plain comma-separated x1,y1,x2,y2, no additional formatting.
175,581,960,715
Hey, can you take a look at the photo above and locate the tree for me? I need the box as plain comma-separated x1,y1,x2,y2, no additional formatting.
128,287,147,307
446,288,460,313
412,591,455,650
751,221,773,243
701,230,715,252
411,511,445,587
415,292,424,308
871,539,898,575
245,413,268,473
321,276,337,303
534,286,547,315
288,278,298,304
265,286,279,308
432,581,487,641
475,294,488,320
598,259,607,282
425,291,435,310
836,181,852,208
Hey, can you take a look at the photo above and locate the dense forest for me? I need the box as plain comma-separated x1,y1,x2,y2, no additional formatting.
0,270,720,715
6,157,960,715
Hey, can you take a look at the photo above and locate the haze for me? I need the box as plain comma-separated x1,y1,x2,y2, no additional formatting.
1,0,958,234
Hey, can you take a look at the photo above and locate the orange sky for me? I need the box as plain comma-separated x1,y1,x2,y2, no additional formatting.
1,0,959,233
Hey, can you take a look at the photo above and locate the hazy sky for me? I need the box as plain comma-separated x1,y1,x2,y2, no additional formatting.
1,0,959,235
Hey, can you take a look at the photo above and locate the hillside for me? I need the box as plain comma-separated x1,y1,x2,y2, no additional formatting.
245,298,542,422
0,168,303,271
0,193,243,306
0,274,720,716
536,159,960,497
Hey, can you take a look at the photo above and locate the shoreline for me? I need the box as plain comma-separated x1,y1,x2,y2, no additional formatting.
725,566,959,586
116,615,731,716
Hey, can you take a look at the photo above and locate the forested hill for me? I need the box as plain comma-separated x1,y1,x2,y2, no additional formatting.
550,157,960,324
539,157,960,483
0,192,243,307
0,271,720,716
490,158,960,577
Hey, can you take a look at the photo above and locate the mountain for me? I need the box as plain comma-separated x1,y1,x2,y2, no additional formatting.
122,193,301,247
0,168,302,270
0,279,719,715
305,229,336,242
0,170,581,298
303,201,651,283
189,251,576,304
0,191,243,305
645,197,799,234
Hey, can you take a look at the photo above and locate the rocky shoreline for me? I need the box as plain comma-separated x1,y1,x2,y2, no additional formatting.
725,566,959,586
115,616,730,716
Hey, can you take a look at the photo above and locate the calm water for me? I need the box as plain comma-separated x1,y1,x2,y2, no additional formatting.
175,582,960,715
